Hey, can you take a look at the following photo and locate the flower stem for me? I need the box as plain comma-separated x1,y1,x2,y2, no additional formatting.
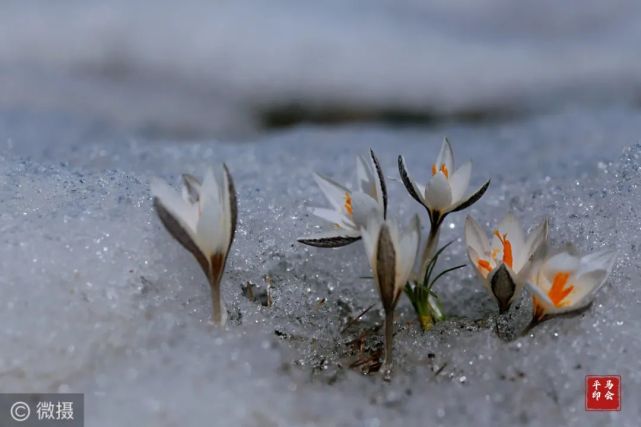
418,313,433,331
208,255,226,326
211,281,223,325
419,225,441,281
383,310,395,376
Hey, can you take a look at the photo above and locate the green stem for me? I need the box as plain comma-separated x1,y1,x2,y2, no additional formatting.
419,313,433,331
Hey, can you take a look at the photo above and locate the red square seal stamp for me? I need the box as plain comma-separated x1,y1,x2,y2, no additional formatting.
585,375,621,411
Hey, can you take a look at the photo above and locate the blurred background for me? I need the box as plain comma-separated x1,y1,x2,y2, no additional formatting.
2,0,641,140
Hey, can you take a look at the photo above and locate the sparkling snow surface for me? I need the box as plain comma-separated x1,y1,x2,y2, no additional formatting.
1,106,641,426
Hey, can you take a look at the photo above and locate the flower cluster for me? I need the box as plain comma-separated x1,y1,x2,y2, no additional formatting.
465,214,616,324
299,139,490,375
148,139,616,379
299,138,616,377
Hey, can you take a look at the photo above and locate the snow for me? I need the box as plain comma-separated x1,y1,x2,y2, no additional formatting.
1,105,641,426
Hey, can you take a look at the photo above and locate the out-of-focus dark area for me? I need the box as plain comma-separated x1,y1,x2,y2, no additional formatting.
2,0,641,138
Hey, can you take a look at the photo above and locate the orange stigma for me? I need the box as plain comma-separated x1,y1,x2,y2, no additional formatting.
440,163,449,178
477,259,492,274
431,163,449,178
344,192,353,216
547,272,573,307
493,230,513,269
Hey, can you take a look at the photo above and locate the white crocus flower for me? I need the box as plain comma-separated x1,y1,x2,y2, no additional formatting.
464,214,547,313
151,166,237,326
361,216,419,376
526,249,617,322
298,149,387,248
398,138,490,229
399,138,490,278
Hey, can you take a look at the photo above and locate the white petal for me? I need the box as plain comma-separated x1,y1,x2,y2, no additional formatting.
568,250,616,303
579,249,617,274
361,218,382,270
464,216,490,256
435,138,454,173
449,161,472,204
350,191,382,229
314,173,351,213
310,207,354,230
396,215,420,287
151,177,199,233
515,252,543,288
195,169,228,257
511,218,548,273
523,219,548,261
564,269,608,308
424,173,452,211
466,245,480,270
202,168,223,203
356,155,376,197
542,252,580,280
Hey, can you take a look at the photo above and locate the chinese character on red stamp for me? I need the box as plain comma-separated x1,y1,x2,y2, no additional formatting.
585,375,621,411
